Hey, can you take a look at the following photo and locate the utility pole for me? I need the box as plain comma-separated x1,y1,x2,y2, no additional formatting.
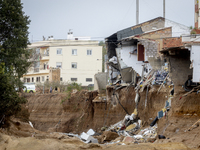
163,0,165,18
136,0,139,25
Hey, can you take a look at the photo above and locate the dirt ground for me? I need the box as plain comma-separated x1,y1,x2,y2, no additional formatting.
0,85,200,149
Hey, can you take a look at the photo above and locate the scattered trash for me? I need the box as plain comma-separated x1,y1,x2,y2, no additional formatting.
187,119,200,131
150,116,158,127
29,121,34,128
158,110,164,119
158,135,166,139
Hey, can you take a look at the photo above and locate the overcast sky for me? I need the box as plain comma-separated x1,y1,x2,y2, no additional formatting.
21,0,194,42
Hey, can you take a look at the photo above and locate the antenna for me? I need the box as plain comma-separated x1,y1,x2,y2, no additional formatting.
163,0,165,18
136,0,139,25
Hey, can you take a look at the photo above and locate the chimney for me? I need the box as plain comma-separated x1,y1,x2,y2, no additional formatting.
67,29,73,40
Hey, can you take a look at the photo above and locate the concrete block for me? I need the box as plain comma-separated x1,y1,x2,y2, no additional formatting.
80,132,98,143
80,132,93,141
87,129,95,136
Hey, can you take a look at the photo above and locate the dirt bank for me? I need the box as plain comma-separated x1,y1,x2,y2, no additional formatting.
1,85,199,149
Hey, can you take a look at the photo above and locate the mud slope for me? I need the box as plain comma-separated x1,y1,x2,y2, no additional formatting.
26,86,200,149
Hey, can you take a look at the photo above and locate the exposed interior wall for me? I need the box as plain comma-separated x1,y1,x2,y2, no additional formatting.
167,50,192,86
148,57,165,70
116,46,144,75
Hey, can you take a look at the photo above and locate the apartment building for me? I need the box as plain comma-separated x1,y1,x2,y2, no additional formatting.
23,37,102,86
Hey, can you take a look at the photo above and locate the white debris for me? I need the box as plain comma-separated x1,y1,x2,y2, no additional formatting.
87,129,95,136
109,56,118,64
80,132,98,143
134,135,143,139
29,121,33,128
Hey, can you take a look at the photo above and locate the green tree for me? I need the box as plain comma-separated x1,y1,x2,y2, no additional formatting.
0,0,31,121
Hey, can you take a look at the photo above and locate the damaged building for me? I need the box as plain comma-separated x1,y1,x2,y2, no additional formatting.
105,17,191,87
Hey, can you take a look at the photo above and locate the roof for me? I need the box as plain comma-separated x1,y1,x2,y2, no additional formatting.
160,46,188,53
120,27,172,41
105,17,165,41
28,39,100,49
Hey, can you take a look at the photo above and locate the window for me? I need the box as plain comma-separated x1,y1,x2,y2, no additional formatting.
87,50,92,55
86,78,92,82
36,77,40,82
71,78,77,81
60,77,62,81
32,77,34,82
46,48,49,56
42,76,45,81
27,78,30,83
57,48,62,55
71,62,77,69
56,62,62,68
72,49,77,55
46,76,49,81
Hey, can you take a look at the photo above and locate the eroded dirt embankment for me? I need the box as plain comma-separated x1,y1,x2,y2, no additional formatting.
25,86,200,149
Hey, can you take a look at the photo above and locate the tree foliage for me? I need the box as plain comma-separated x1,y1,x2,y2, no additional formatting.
0,0,30,121
0,65,26,118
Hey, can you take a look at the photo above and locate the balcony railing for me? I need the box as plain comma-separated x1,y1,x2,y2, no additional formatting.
40,53,50,60
34,68,39,72
28,67,49,74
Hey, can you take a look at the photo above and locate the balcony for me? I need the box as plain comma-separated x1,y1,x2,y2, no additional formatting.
26,67,49,75
34,68,39,73
40,53,49,61
39,67,49,74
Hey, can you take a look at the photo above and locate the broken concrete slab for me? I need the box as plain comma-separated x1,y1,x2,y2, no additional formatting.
80,132,98,143
80,132,93,141
122,136,135,143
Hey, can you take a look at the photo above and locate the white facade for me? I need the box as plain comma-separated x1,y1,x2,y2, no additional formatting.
190,45,200,82
24,39,102,86
116,46,145,76
165,19,190,37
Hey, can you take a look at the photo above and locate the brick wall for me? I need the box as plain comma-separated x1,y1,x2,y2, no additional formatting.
163,37,183,49
140,27,172,39
131,17,165,32
195,22,198,29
